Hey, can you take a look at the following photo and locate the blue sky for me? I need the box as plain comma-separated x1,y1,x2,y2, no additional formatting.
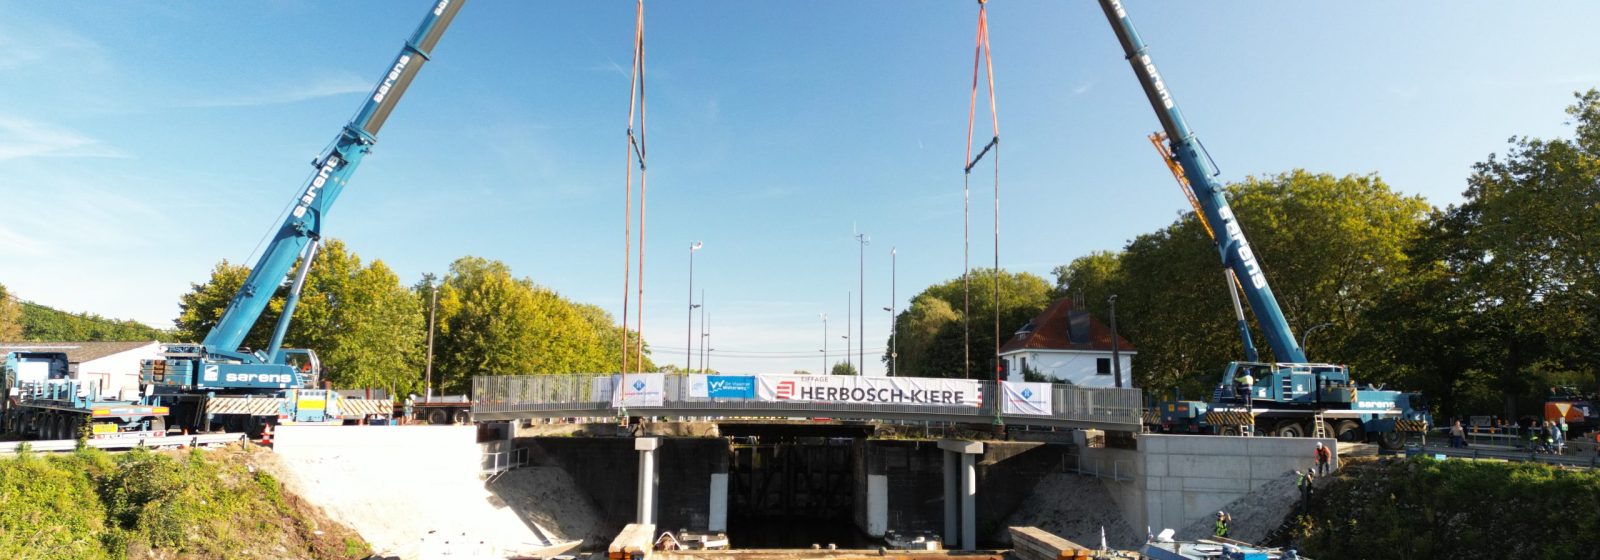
2,1,1596,376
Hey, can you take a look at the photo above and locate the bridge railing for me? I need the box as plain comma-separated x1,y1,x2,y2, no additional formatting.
472,374,1143,427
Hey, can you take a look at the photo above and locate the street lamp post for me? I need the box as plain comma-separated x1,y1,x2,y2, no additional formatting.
839,334,850,374
1301,323,1334,359
890,246,897,376
698,289,707,372
820,313,828,374
846,291,852,373
1108,294,1122,389
856,232,869,374
687,241,702,372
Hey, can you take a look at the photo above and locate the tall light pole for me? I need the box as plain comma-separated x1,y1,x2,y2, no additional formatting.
1108,294,1122,389
820,313,828,374
704,313,712,372
856,231,869,375
686,241,702,372
425,275,437,400
889,247,896,376
1301,323,1334,360
846,291,853,373
839,334,850,373
697,289,708,372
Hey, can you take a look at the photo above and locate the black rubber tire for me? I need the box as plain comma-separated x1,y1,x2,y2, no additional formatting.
451,409,471,425
427,409,448,425
1333,420,1363,442
1275,421,1308,438
1220,426,1242,436
1377,430,1405,451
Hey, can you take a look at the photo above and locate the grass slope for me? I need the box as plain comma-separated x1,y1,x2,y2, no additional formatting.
0,445,368,560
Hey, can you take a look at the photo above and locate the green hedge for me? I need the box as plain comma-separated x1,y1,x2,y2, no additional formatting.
1295,458,1600,559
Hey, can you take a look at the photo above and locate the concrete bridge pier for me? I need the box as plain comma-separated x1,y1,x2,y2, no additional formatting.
636,437,659,525
939,439,983,550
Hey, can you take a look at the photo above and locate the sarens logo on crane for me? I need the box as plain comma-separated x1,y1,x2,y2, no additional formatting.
291,156,342,219
433,0,451,16
1217,206,1268,289
373,54,413,104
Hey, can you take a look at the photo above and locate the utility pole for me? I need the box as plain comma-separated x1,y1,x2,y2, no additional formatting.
820,313,828,375
1109,294,1123,389
704,313,712,372
698,289,707,372
687,241,702,372
846,291,853,373
425,276,437,401
856,231,869,375
890,247,897,376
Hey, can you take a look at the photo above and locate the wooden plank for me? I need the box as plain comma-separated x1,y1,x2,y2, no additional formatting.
1009,526,1092,560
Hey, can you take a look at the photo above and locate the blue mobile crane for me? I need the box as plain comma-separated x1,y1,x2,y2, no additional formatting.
138,0,465,435
1097,0,1429,448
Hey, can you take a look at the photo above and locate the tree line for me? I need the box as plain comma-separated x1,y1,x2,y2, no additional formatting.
889,90,1600,419
173,242,651,396
0,284,170,343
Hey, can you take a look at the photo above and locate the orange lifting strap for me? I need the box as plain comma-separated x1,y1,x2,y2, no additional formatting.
961,0,1002,381
621,0,649,374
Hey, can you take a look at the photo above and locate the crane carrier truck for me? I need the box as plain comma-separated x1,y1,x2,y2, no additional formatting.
1097,0,1430,448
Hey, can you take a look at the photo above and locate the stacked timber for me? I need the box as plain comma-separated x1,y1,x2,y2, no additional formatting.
1009,526,1094,560
609,523,656,560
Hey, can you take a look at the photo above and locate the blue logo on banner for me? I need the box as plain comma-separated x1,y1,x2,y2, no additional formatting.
1021,388,1034,399
707,375,757,399
633,380,646,391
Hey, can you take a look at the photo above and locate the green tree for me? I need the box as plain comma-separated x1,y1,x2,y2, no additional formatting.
1054,170,1429,395
886,269,1052,378
1375,90,1600,417
0,284,26,341
830,361,858,376
430,257,642,393
173,239,426,394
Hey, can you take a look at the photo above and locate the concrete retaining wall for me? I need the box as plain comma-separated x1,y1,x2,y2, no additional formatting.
1088,434,1334,535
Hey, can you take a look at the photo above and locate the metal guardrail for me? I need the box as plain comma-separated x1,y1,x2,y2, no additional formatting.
470,374,1143,429
0,432,248,454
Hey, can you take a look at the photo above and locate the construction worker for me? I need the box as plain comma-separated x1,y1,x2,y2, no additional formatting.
404,394,416,425
1236,369,1255,408
1314,442,1332,476
1296,469,1315,514
1213,511,1231,538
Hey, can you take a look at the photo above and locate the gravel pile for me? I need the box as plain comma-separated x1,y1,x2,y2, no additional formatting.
488,466,614,547
1178,471,1301,544
999,473,1143,550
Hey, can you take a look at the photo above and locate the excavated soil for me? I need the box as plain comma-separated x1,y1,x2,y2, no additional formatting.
997,473,1142,550
1177,471,1301,544
487,466,613,547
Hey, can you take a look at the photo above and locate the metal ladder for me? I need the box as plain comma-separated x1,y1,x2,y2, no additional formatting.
1312,410,1329,439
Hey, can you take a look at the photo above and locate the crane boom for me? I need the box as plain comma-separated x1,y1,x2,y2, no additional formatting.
204,0,464,357
1097,0,1306,363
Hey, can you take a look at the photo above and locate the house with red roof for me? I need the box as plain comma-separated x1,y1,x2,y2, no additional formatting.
998,298,1134,388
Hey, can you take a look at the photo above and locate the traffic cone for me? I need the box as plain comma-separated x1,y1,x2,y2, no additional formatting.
261,424,274,447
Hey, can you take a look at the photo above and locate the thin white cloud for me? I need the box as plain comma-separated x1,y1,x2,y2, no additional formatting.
0,21,106,72
0,224,51,257
182,73,373,108
0,116,126,161
1073,80,1096,96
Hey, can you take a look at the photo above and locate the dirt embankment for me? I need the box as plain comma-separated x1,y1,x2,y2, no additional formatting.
0,443,369,560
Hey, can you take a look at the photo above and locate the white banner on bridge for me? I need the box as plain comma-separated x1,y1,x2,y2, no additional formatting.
1000,381,1053,415
609,373,665,407
755,374,981,408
